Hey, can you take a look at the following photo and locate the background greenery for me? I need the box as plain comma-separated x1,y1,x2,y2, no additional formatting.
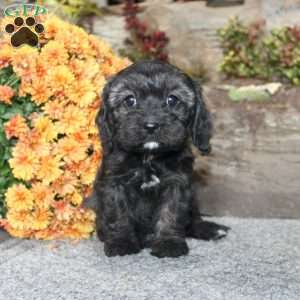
218,17,300,85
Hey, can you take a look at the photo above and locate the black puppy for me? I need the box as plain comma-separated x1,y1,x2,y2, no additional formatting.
93,60,229,258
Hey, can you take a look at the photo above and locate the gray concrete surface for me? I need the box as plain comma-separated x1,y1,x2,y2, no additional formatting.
0,217,299,300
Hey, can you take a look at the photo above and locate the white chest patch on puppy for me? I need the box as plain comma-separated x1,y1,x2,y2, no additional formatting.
141,174,160,190
144,142,159,150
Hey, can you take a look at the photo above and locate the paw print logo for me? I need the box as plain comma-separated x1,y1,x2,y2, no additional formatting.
5,16,44,48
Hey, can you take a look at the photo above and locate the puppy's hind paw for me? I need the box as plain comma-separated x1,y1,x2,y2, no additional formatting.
151,238,189,258
188,220,230,241
104,239,141,257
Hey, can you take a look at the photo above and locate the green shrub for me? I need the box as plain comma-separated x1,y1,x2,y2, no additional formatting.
218,17,300,85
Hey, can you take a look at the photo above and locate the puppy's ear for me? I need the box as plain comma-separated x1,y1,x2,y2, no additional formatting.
96,81,114,155
190,83,212,155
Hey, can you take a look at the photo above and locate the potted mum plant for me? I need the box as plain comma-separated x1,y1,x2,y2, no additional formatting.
0,14,130,239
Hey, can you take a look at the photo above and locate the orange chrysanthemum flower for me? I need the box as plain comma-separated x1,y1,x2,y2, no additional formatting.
43,16,64,39
67,80,97,108
2,14,130,240
0,42,13,68
51,171,78,196
32,116,58,142
52,200,75,222
18,129,51,156
11,46,38,79
40,41,69,66
3,223,32,238
0,85,14,104
57,136,87,163
21,79,51,105
4,114,28,139
78,157,99,186
9,145,38,181
42,99,65,119
30,209,52,230
5,185,34,212
69,192,83,207
47,65,74,93
36,155,62,184
56,105,87,134
31,183,54,210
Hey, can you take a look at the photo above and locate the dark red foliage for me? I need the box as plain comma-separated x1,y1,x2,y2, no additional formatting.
123,0,169,61
247,19,265,45
288,26,300,42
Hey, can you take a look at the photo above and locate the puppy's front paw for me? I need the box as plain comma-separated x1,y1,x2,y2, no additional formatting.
104,239,141,257
151,238,189,258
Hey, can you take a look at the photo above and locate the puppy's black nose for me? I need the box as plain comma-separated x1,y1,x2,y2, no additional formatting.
144,122,159,133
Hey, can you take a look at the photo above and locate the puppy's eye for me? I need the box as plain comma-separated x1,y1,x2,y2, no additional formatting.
124,95,137,108
166,95,179,107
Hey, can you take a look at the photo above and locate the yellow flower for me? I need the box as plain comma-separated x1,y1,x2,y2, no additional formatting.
67,79,97,108
55,25,90,57
43,15,65,39
0,85,14,104
33,116,58,142
36,155,62,184
18,129,51,156
51,172,78,196
47,65,74,93
33,228,58,240
86,104,100,135
88,35,113,59
52,200,74,222
4,114,28,139
4,223,31,238
21,79,51,105
62,227,85,239
78,157,98,186
57,136,87,163
69,57,100,82
30,209,52,230
9,145,38,181
56,105,87,134
31,183,54,210
72,220,94,234
69,192,83,206
71,131,90,148
40,40,69,66
42,99,65,120
0,43,13,69
5,184,34,211
11,46,38,78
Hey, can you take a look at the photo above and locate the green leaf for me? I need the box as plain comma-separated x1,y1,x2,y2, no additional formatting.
0,132,7,145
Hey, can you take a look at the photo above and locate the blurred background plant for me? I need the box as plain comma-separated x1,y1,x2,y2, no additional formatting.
38,0,102,20
36,0,102,32
218,17,266,78
218,17,300,85
120,0,169,62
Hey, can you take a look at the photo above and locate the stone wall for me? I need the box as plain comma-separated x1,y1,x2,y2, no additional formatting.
194,87,300,218
140,0,300,81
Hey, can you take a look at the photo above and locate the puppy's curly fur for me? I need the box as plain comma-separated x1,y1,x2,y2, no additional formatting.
93,60,229,258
